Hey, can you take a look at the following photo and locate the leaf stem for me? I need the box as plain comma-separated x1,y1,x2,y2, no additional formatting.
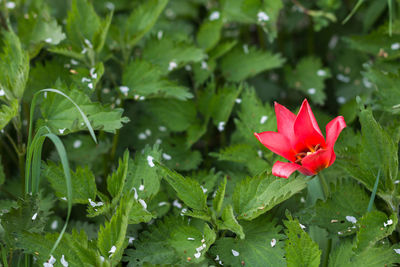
317,172,329,200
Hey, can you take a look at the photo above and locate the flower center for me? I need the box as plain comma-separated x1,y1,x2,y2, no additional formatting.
294,144,321,164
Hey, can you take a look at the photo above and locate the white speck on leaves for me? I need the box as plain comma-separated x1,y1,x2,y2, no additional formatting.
243,44,249,54
147,155,155,167
235,98,242,104
59,128,66,134
159,126,167,132
218,121,225,132
200,185,208,193
157,30,163,40
317,70,326,76
270,238,277,247
362,77,372,88
336,74,350,83
391,43,400,50
209,11,220,21
70,59,79,65
173,199,182,209
32,213,38,220
119,86,129,96
158,201,168,206
337,96,346,104
84,38,93,49
0,89,5,96
308,88,316,95
6,2,16,9
139,199,147,209
194,252,201,258
162,153,172,160
384,219,393,227
109,245,116,257
139,184,145,191
299,223,306,229
128,236,135,244
145,129,151,136
73,140,82,149
51,220,58,230
201,61,208,70
168,61,177,71
257,11,269,22
231,249,239,256
187,237,195,241
394,248,400,254
60,255,68,267
345,216,357,224
260,115,268,124
138,133,147,140
45,38,53,44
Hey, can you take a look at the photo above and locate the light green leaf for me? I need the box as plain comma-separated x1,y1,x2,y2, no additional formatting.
0,30,29,100
124,0,169,47
196,17,223,51
285,56,331,105
284,213,321,267
213,177,227,213
43,161,96,204
210,216,285,266
39,88,129,134
210,84,243,126
93,11,113,53
217,205,245,239
158,163,207,211
122,59,192,100
220,45,285,82
107,150,130,199
233,173,307,220
0,99,18,131
128,197,154,225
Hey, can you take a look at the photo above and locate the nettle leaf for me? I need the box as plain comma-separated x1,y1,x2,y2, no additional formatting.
122,59,192,100
107,150,129,199
0,99,18,131
158,163,207,211
142,36,205,74
147,99,196,132
210,144,269,176
97,193,136,264
124,145,163,199
261,0,284,41
213,177,227,213
355,211,397,252
210,216,285,266
235,87,276,145
44,161,96,204
209,84,243,127
220,45,285,82
217,205,245,239
124,0,168,47
125,217,215,266
161,137,203,171
196,17,223,51
233,173,307,220
285,56,331,105
310,180,372,237
0,30,29,100
284,214,321,267
39,88,129,134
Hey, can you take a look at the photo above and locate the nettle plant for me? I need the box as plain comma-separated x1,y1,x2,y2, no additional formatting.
0,0,400,266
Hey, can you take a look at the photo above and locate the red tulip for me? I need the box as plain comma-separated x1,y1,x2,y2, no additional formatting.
254,99,346,178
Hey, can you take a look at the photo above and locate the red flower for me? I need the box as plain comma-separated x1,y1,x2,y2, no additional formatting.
254,99,346,178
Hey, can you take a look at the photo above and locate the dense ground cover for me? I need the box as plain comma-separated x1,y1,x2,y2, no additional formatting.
0,0,400,266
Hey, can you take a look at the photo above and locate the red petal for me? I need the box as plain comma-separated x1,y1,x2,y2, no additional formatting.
272,161,302,178
275,102,296,141
254,132,296,162
301,148,333,174
325,116,346,147
294,99,326,150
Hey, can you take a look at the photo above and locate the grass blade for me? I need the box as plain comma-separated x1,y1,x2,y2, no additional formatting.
342,0,364,24
367,169,380,212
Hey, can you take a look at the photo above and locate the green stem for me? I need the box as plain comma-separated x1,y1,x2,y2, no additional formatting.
318,172,330,200
322,238,332,267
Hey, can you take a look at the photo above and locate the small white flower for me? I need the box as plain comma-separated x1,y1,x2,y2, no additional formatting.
32,213,38,220
119,86,129,96
0,89,5,96
218,121,225,132
73,140,82,149
162,153,172,160
147,155,155,167
231,249,239,256
299,223,306,229
337,96,346,104
88,83,94,90
194,252,201,258
59,128,66,134
394,180,400,184
384,219,393,227
138,133,147,140
270,238,277,247
209,11,220,21
159,126,167,132
391,43,400,50
100,256,105,262
308,88,316,95
81,77,91,83
394,248,400,254
336,74,350,83
6,2,16,9
257,11,269,22
260,115,268,124
109,245,116,257
168,61,178,71
81,48,87,54
84,38,93,49
60,255,68,267
235,98,242,104
128,236,135,244
200,185,208,193
157,30,163,40
201,61,208,70
49,255,56,264
45,38,53,44
145,129,151,136
139,184,145,191
345,216,357,224
105,2,115,10
173,200,182,209
51,220,58,230
317,70,326,76
362,77,372,88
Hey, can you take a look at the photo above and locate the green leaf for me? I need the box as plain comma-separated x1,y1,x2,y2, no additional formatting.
107,150,130,199
0,30,29,100
122,59,192,100
124,145,163,199
142,37,205,74
124,0,169,47
209,84,243,126
284,213,321,267
97,193,136,264
220,45,285,82
355,211,397,252
0,155,4,186
65,0,101,50
128,197,154,225
233,173,308,220
147,99,196,132
93,11,113,53
39,88,129,134
196,17,223,51
43,161,96,204
213,177,227,213
158,163,207,211
310,180,372,236
210,216,285,266
285,56,331,105
217,205,245,239
0,99,18,131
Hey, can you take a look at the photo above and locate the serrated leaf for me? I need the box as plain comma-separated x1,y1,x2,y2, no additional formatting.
209,84,242,126
0,30,29,100
217,205,245,239
128,198,154,225
0,99,18,131
210,216,285,266
355,211,397,252
93,11,113,53
213,177,227,213
97,193,136,264
285,56,331,105
122,59,192,100
142,37,205,74
310,180,372,236
196,17,223,51
147,99,196,132
158,163,207,211
284,214,321,267
124,0,168,47
233,173,307,220
220,45,285,82
107,150,129,198
39,87,129,134
43,161,96,204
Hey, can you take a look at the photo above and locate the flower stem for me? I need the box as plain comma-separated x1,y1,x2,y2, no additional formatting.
318,172,330,200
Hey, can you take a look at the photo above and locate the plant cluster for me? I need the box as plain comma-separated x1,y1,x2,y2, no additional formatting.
0,0,400,266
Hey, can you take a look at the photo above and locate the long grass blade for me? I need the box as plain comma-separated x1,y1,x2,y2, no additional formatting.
388,0,393,36
367,169,380,212
342,0,364,24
